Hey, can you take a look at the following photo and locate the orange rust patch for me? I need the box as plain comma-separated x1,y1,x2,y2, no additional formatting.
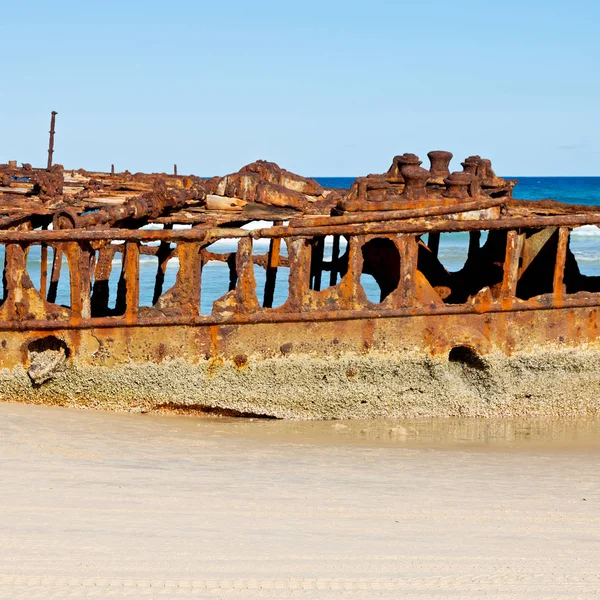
233,354,248,368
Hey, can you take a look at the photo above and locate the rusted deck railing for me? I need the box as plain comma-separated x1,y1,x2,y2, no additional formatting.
0,216,597,332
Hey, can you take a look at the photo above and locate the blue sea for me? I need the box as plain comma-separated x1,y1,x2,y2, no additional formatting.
15,177,600,310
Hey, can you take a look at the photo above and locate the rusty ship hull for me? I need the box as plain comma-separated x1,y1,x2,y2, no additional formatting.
2,144,600,418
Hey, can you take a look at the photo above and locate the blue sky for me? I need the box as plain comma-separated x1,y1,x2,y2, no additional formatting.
2,0,599,176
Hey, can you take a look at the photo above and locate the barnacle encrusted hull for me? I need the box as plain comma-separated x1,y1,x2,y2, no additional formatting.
2,314,600,419
2,149,600,418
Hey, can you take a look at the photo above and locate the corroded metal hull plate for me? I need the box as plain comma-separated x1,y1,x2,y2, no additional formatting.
2,307,600,418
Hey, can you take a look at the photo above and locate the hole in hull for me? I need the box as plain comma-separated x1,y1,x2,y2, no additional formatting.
448,345,488,370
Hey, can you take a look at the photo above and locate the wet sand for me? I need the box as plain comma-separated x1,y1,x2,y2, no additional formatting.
1,403,599,599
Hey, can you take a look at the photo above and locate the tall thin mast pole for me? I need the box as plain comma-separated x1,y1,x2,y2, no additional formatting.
47,111,58,169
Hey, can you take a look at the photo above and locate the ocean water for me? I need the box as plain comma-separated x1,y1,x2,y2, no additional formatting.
11,177,600,310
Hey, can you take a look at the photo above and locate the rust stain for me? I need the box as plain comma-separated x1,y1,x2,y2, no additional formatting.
209,325,219,358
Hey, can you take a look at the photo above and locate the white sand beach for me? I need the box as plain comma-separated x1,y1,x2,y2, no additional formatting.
1,403,599,599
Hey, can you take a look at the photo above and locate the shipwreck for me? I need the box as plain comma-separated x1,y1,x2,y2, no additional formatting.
1,116,600,418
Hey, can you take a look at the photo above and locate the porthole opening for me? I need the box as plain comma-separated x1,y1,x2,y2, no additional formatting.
448,345,487,370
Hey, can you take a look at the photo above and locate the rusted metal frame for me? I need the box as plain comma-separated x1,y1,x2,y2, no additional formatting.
123,242,140,321
5,242,49,320
154,210,298,226
47,244,63,304
40,225,49,299
0,213,43,230
0,220,596,328
1,213,600,244
0,244,7,302
501,230,525,301
177,242,202,315
399,235,418,306
139,245,160,256
79,243,94,319
261,214,600,239
263,225,283,309
343,236,364,306
90,244,117,316
310,236,325,291
2,244,24,319
355,179,368,205
63,241,91,319
202,250,290,270
233,237,259,312
289,196,506,228
5,295,600,332
51,180,194,230
201,250,232,266
553,227,570,300
285,238,312,311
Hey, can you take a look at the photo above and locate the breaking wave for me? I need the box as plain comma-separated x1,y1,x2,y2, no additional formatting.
571,225,600,237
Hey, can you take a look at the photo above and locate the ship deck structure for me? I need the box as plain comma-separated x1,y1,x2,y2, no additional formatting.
1,136,600,418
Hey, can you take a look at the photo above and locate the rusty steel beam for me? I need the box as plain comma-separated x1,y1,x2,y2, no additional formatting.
0,212,598,246
501,230,525,299
1,293,600,333
553,226,569,299
47,111,57,169
258,213,600,239
288,196,506,228
263,220,283,309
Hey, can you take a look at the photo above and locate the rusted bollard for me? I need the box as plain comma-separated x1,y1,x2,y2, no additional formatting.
401,165,430,200
387,153,422,182
427,150,453,179
443,172,472,199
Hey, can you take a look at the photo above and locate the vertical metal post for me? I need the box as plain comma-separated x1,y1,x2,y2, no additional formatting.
553,227,569,300
40,243,48,298
399,236,418,305
111,164,115,176
501,230,524,299
310,237,325,291
174,164,178,176
124,242,140,323
47,111,57,169
329,235,340,287
263,221,283,308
